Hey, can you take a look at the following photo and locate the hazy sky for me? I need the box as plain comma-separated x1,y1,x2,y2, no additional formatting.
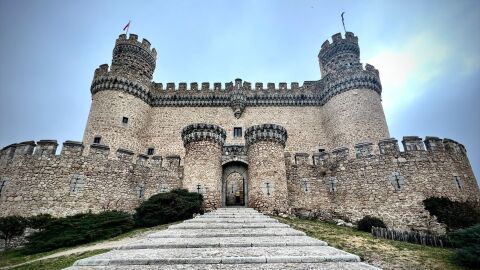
0,0,479,183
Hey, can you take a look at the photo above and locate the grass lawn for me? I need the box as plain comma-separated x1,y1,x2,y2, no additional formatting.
10,249,108,270
275,216,473,270
0,222,174,269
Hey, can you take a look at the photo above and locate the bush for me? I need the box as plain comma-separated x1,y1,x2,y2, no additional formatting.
449,224,480,268
24,211,134,254
27,214,55,230
357,215,387,232
0,216,27,250
423,197,480,231
134,189,203,227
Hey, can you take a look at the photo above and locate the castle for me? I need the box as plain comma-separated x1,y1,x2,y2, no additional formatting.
1,32,478,231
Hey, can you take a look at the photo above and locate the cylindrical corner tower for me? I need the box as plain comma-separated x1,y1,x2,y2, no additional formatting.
319,32,389,153
245,124,290,214
82,33,157,155
182,123,227,210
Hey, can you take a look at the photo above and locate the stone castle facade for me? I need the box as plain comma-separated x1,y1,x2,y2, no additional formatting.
1,32,478,231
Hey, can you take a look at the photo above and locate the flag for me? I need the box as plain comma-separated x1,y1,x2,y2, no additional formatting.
123,21,130,32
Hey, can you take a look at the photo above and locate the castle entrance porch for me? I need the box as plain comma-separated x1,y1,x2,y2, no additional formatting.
222,162,248,207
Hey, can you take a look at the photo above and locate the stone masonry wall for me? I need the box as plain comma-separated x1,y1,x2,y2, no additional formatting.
322,88,390,155
246,124,290,215
287,137,480,232
83,90,150,156
0,141,182,217
183,140,223,210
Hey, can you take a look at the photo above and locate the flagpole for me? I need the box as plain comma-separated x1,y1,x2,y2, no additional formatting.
126,20,130,36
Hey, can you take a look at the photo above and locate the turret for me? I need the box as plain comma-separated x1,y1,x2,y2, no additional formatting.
320,32,389,154
111,34,157,84
82,33,154,156
318,32,360,77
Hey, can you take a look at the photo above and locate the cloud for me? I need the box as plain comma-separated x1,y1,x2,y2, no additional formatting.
367,32,450,115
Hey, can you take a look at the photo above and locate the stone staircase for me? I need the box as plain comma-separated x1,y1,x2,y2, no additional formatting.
66,208,379,269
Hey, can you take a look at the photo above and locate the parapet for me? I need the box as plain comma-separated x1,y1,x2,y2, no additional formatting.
318,32,360,77
0,140,181,172
181,123,227,147
402,136,425,151
379,138,400,155
244,124,288,148
354,142,373,158
111,33,157,82
61,141,84,157
34,140,58,157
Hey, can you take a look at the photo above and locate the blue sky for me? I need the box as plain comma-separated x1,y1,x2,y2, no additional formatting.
0,0,479,183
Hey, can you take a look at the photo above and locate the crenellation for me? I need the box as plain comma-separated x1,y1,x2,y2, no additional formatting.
255,82,263,90
379,138,400,155
424,136,444,151
294,153,309,165
331,147,349,161
89,143,110,159
116,148,134,161
443,138,465,155
14,141,36,157
201,82,210,91
402,136,425,151
61,141,84,157
190,82,198,91
179,82,187,91
354,142,373,158
166,82,175,91
34,140,58,157
267,82,275,90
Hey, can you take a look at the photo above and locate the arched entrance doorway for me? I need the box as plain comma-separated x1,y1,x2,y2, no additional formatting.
222,162,248,207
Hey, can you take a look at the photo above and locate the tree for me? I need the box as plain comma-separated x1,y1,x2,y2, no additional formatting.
0,216,27,250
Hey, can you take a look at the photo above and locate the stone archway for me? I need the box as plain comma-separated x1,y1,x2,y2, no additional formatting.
222,162,248,207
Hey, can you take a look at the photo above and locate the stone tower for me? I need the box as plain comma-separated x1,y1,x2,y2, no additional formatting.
82,34,157,155
319,32,390,154
182,123,226,210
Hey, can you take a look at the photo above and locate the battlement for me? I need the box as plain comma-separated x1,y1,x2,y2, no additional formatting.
0,139,181,170
150,80,306,92
245,124,288,148
293,136,469,166
115,33,157,58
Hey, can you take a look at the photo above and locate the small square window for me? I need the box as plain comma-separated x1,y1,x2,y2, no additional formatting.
233,127,242,138
147,148,154,155
93,136,101,144
319,148,325,153
122,117,129,124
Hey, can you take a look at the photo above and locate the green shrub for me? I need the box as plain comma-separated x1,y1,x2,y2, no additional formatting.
423,197,480,231
357,215,387,232
0,216,27,250
24,211,133,254
449,224,480,268
134,189,203,227
27,214,55,230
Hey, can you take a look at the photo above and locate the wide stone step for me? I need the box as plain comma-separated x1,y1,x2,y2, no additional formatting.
197,215,267,219
118,236,327,249
66,262,379,269
73,246,360,266
169,222,289,229
184,218,278,223
147,228,305,238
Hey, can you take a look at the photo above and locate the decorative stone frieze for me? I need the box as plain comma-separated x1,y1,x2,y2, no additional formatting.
181,123,227,147
245,124,288,148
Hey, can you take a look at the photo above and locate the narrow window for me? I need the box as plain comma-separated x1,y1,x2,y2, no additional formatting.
319,148,325,153
0,179,6,197
147,148,154,155
122,117,129,125
233,127,242,138
454,176,463,190
93,136,101,144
